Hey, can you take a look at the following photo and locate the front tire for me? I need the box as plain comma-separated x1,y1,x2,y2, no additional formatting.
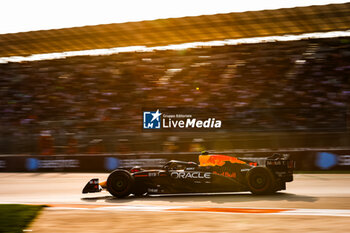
107,170,134,198
133,189,147,197
246,167,276,195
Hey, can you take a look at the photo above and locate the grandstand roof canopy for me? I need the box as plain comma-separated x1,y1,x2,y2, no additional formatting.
0,2,349,58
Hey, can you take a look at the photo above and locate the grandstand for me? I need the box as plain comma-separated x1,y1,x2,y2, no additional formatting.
0,3,349,154
1,2,350,58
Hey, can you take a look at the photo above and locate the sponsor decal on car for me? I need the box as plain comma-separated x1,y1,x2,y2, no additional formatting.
213,171,236,178
170,171,211,179
147,188,159,193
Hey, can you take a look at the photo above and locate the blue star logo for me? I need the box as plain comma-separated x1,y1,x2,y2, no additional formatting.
143,109,162,129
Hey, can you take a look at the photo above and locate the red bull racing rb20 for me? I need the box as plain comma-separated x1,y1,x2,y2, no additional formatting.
83,153,295,198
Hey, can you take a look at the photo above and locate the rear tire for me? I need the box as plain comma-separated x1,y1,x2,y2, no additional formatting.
107,170,134,198
246,167,276,195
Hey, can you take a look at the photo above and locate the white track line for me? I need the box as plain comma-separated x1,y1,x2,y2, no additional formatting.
274,208,350,217
48,205,350,217
2,201,350,217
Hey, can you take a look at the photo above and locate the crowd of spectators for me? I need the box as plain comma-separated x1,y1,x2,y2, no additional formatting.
0,36,349,153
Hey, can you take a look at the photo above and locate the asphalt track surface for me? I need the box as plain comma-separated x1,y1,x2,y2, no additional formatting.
1,173,350,232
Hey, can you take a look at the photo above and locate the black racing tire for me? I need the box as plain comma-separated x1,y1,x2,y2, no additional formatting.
132,182,147,197
133,189,147,197
246,167,276,195
107,170,134,198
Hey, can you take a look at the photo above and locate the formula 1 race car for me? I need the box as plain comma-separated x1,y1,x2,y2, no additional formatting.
83,153,295,198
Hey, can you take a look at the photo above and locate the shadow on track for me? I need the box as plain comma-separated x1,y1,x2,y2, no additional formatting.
81,192,318,204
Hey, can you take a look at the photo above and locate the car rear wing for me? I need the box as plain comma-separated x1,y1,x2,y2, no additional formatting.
239,153,295,169
240,155,295,182
265,159,295,169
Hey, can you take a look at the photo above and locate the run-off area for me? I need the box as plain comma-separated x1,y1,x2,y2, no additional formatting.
1,173,350,232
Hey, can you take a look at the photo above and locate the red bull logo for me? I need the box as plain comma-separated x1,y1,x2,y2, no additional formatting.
199,154,246,167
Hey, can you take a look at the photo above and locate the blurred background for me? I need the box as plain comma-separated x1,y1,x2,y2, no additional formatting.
1,3,350,233
0,1,349,171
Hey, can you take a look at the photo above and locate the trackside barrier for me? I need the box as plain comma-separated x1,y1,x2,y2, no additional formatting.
0,149,349,172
